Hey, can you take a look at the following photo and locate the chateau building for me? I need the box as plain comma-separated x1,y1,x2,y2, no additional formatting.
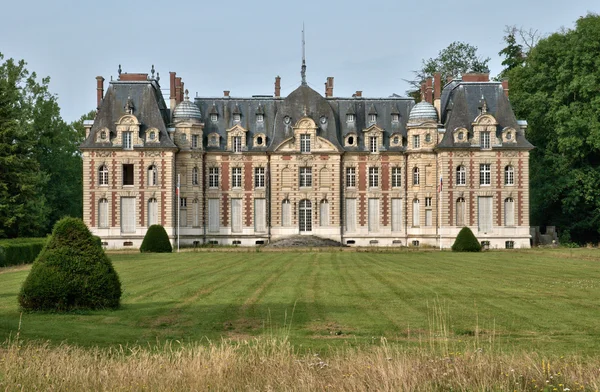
81,64,533,249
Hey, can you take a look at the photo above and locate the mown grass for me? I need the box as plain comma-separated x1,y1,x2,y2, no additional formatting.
0,248,599,355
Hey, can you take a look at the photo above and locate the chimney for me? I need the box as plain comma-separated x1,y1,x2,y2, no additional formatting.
180,81,185,102
354,90,362,98
462,73,490,82
501,79,509,97
420,82,426,102
325,77,334,97
274,76,281,97
175,77,182,105
95,76,104,110
433,72,441,118
169,72,177,111
425,77,433,104
224,90,230,97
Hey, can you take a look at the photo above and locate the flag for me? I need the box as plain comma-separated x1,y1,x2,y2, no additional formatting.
437,176,443,193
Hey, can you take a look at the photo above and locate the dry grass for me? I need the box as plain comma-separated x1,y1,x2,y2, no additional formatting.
1,337,599,391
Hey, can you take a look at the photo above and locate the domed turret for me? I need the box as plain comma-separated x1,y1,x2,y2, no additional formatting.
408,101,438,124
172,90,202,122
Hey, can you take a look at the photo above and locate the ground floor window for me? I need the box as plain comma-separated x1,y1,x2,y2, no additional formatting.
391,198,402,232
255,198,266,232
99,198,109,228
121,197,136,233
345,199,356,232
231,198,242,232
368,198,379,232
148,198,158,226
208,199,220,232
299,199,312,232
320,200,329,227
282,199,291,226
478,196,493,232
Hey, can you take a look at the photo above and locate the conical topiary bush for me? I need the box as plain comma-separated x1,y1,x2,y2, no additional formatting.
18,217,121,311
140,224,172,253
451,227,482,252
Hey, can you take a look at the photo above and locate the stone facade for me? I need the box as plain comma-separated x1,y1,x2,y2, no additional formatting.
80,69,533,249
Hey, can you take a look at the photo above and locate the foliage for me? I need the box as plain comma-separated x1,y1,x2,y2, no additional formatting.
497,26,542,80
406,41,490,100
140,225,172,253
509,13,600,243
0,238,47,267
451,227,482,252
18,217,121,311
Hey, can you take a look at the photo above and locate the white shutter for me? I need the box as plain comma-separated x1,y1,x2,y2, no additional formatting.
231,199,242,232
478,196,493,232
255,199,266,232
412,200,420,227
148,199,158,226
505,198,515,226
282,201,291,226
368,198,379,232
193,200,200,227
320,201,329,227
391,198,402,232
425,209,432,226
456,199,465,226
208,199,220,232
345,198,356,232
121,197,136,233
99,199,109,228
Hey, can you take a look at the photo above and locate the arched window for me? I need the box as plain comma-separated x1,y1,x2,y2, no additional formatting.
147,165,157,186
98,198,109,228
505,165,514,186
319,167,330,189
282,199,291,226
505,197,515,226
320,199,329,227
456,197,466,227
99,165,109,186
413,167,420,185
192,166,199,186
148,198,158,226
412,199,420,227
456,165,466,186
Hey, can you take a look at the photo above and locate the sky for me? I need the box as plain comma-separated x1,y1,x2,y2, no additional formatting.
0,0,597,122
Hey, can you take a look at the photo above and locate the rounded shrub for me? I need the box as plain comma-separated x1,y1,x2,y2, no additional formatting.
451,227,482,252
140,225,172,253
18,217,122,311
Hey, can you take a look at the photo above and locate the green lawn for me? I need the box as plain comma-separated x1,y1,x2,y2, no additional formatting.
1,248,599,354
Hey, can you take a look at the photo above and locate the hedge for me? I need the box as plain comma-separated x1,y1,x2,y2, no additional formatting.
0,238,48,267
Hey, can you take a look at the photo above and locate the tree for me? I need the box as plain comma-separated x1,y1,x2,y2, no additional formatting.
497,26,541,80
18,217,121,311
406,41,490,100
451,227,482,252
140,225,173,253
509,13,600,243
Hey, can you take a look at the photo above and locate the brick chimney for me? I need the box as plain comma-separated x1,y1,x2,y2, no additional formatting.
118,73,148,81
96,76,104,111
462,73,490,82
420,82,426,101
433,72,441,118
224,90,230,97
325,77,334,97
180,81,185,102
274,76,281,97
175,77,183,105
169,72,177,111
354,90,362,98
425,77,433,104
501,79,509,97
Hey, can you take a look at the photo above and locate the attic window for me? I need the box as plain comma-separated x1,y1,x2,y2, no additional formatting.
393,136,399,145
233,114,241,122
210,114,218,122
100,130,107,140
256,136,263,146
391,114,399,123
256,114,264,123
458,132,464,140
347,136,354,146
346,114,355,123
284,116,291,125
369,114,377,123
425,133,431,143
149,131,155,140
506,132,512,140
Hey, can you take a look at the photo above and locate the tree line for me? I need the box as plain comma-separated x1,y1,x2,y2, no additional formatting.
1,13,599,242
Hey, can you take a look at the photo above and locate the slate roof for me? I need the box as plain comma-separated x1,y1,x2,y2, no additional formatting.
81,79,176,149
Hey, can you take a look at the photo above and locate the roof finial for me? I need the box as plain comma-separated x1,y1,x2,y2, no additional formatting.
151,64,155,78
301,23,307,86
118,64,122,76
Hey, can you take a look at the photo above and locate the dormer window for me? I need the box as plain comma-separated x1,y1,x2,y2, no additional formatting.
300,134,311,153
192,134,199,149
347,114,355,123
233,113,241,122
233,136,242,153
506,132,512,140
391,114,399,123
210,114,218,122
123,131,133,150
100,130,107,140
369,114,377,123
369,136,378,153
413,135,420,149
425,133,431,143
481,131,491,149
256,114,264,123
149,131,155,141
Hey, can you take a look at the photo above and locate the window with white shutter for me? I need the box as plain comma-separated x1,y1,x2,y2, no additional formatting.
456,197,466,226
208,199,220,232
320,200,329,227
148,198,158,226
391,198,402,232
231,199,242,232
255,199,266,232
505,197,515,226
412,199,420,227
345,198,356,232
121,197,136,233
478,196,493,232
368,198,379,232
99,198,109,228
193,199,200,227
282,199,291,226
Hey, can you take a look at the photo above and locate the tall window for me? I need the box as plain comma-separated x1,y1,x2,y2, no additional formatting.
299,167,312,187
299,199,312,232
231,198,242,232
300,134,311,153
370,136,378,153
208,167,219,188
122,164,134,186
193,199,200,227
148,165,157,186
456,165,466,186
233,136,242,153
480,131,490,149
505,165,514,185
478,196,493,232
320,200,329,227
346,167,356,187
480,164,491,185
345,199,356,232
208,199,220,232
98,198,109,228
413,167,420,185
456,197,466,226
505,197,515,226
255,199,266,232
99,165,108,186
123,131,133,150
282,199,291,226
190,167,198,186
180,198,188,228
254,167,265,188
425,197,432,207
148,198,158,226
392,167,402,187
412,199,420,227
368,198,379,232
120,197,136,233
413,135,420,149
391,198,402,232
232,167,242,188
369,167,379,187
192,134,199,149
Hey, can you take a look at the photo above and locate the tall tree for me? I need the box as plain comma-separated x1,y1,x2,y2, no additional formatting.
498,25,541,80
406,41,490,100
509,14,600,243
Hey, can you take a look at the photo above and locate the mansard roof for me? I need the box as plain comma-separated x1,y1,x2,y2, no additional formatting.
81,79,176,149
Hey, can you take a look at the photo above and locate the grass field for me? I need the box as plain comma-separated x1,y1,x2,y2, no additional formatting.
1,248,600,355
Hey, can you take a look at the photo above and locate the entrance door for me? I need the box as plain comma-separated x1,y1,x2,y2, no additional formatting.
299,199,312,233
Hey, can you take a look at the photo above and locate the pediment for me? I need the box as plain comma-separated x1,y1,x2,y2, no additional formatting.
226,124,248,134
472,114,498,126
116,114,140,126
293,117,317,130
362,124,384,134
